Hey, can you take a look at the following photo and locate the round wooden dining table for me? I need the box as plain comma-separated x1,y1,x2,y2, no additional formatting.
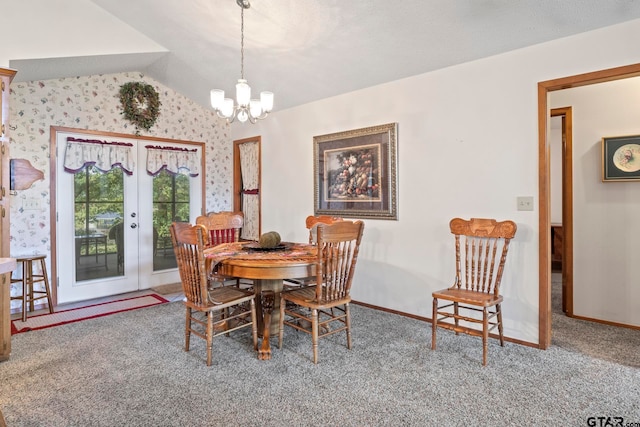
204,242,317,360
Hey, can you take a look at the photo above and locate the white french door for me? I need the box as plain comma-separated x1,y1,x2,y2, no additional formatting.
55,130,203,304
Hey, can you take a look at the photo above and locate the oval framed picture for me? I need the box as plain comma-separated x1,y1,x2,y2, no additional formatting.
602,135,640,181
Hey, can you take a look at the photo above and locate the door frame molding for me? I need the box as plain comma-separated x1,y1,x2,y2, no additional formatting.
550,107,573,315
537,63,640,349
49,126,206,304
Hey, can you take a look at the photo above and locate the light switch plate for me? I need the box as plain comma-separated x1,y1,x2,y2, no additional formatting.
23,198,40,210
517,196,534,211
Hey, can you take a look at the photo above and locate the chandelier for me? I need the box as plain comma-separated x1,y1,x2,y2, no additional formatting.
210,0,274,124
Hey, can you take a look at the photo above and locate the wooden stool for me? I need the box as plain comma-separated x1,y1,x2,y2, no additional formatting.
10,255,54,322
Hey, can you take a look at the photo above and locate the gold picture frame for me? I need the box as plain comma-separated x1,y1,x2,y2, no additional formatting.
314,123,398,220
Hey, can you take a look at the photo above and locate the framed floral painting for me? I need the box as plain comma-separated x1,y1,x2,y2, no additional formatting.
313,123,398,220
602,134,640,181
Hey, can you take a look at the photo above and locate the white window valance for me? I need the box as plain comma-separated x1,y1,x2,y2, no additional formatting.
145,145,200,177
63,137,135,175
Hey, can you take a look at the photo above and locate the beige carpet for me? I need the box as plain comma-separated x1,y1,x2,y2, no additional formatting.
150,282,183,295
3,302,638,426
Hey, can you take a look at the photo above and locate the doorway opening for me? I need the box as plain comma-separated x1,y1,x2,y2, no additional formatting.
537,63,640,348
233,136,262,240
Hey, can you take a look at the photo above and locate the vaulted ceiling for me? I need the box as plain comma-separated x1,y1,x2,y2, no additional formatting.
10,0,640,112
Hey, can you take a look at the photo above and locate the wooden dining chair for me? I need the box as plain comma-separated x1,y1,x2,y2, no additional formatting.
278,220,365,364
170,222,258,366
431,217,517,366
283,215,344,289
196,211,248,288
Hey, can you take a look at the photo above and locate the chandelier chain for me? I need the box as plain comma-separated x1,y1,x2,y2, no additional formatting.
240,6,245,80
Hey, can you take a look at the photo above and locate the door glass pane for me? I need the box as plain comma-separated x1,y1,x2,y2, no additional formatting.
152,170,190,271
74,166,124,281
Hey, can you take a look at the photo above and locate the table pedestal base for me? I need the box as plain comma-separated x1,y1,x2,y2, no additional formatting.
254,280,283,360
258,291,274,360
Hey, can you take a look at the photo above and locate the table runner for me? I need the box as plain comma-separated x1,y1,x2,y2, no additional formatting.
203,241,317,273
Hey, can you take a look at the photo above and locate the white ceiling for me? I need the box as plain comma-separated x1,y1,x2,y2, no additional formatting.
10,0,640,112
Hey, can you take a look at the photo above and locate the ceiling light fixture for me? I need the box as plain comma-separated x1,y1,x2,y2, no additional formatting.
210,0,274,124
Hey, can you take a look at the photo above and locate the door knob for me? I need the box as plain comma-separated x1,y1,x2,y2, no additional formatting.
130,223,138,229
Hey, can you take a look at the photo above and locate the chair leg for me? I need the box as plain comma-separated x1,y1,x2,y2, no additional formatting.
26,260,35,316
250,299,258,351
482,308,489,366
345,304,352,350
278,295,285,349
496,303,504,347
312,308,319,364
21,260,29,322
453,302,460,335
206,310,214,366
185,307,192,351
224,307,231,337
431,298,437,350
39,258,54,315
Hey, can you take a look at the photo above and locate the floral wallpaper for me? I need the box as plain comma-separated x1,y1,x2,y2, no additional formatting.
8,72,232,307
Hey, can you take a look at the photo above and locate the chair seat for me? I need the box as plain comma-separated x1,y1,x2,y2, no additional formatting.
283,277,314,288
208,272,252,289
282,285,351,309
432,288,503,307
187,286,254,310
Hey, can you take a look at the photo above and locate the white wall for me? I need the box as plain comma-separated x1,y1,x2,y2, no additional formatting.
551,77,640,327
232,19,640,344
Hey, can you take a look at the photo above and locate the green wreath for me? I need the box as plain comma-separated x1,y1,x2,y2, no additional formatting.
119,82,161,132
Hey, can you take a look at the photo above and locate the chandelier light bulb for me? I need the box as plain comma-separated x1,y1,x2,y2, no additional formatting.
249,99,262,118
236,79,251,107
221,98,234,118
210,89,224,110
260,91,274,112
